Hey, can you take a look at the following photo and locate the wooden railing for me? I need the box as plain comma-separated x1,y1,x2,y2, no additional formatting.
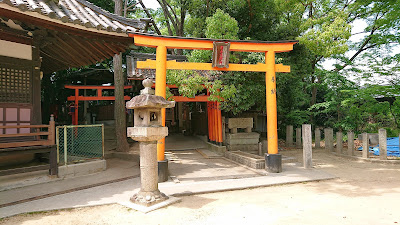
0,115,55,149
0,115,57,176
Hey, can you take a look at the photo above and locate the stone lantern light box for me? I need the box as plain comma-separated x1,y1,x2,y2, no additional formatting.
126,79,175,142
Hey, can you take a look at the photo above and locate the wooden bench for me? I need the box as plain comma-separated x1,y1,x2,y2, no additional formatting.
0,115,57,176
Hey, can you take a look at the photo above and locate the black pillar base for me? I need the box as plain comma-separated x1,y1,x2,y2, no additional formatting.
265,153,282,173
158,159,169,182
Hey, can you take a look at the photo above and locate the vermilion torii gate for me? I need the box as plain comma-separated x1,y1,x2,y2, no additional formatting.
129,32,297,173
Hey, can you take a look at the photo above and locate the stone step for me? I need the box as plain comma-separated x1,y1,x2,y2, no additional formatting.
226,132,260,139
227,144,259,151
225,151,299,170
226,138,259,145
225,151,265,169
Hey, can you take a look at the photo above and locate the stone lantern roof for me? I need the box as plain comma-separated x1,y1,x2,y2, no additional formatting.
126,79,175,109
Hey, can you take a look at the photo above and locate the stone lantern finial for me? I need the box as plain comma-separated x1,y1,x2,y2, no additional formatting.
140,78,155,95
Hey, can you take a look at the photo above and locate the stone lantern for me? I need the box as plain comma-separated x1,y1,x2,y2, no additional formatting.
126,78,175,207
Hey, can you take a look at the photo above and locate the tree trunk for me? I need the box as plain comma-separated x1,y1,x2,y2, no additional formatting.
114,0,129,152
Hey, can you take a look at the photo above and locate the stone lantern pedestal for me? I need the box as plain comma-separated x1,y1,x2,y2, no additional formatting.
124,79,178,211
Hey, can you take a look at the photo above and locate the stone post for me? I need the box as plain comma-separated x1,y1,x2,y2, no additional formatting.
379,129,387,160
302,124,312,169
336,131,343,154
315,128,321,148
262,140,268,155
296,127,302,148
347,131,354,156
362,133,369,158
324,128,333,152
286,125,293,147
138,141,159,196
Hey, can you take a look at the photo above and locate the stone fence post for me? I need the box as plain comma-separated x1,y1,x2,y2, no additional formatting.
315,128,321,148
347,131,354,156
286,125,293,147
324,128,333,152
378,129,387,160
362,133,369,158
302,124,312,169
296,127,302,148
336,131,343,154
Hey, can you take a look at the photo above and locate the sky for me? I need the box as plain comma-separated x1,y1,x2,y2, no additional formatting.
143,0,160,9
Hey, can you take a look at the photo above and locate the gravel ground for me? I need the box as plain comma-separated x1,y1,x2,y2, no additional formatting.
1,148,400,225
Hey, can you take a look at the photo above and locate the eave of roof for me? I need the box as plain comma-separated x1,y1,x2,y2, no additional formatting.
0,0,149,34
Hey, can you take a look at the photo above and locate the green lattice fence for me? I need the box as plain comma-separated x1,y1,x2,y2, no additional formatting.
56,125,104,165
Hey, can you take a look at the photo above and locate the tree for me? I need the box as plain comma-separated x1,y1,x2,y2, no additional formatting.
113,0,129,152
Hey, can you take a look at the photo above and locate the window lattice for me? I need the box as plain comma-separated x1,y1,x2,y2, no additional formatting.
0,66,31,103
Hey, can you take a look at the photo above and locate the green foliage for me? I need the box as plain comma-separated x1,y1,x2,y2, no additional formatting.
298,12,351,57
166,70,236,104
167,70,207,98
205,9,239,40
217,72,265,115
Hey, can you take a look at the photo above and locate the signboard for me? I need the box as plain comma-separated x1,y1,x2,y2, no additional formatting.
212,42,230,68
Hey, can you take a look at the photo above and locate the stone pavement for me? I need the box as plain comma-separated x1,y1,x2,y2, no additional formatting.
0,134,336,218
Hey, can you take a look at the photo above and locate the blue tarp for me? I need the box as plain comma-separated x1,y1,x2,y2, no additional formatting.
358,137,399,157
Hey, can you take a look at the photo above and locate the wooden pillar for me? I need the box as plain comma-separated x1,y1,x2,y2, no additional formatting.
265,51,278,155
32,43,42,125
49,114,55,145
155,45,167,161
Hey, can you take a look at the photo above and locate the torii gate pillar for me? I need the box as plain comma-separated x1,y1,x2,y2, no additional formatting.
155,45,169,181
265,51,281,173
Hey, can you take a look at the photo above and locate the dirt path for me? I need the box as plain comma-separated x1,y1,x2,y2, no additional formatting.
2,149,400,225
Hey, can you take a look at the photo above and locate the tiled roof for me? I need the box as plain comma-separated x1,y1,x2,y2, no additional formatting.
1,0,149,33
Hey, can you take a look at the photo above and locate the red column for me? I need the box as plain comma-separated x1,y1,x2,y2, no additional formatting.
213,102,218,143
74,89,79,125
210,102,215,142
207,102,211,141
216,102,222,144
